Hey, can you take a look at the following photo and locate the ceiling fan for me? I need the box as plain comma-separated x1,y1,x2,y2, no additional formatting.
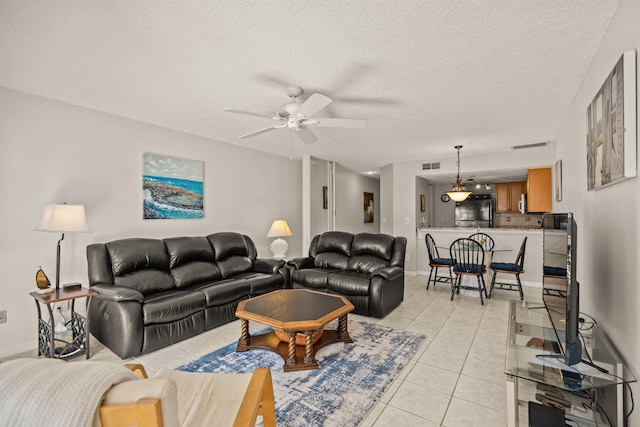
223,85,367,144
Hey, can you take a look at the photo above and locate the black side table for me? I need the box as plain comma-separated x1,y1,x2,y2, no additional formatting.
29,286,97,359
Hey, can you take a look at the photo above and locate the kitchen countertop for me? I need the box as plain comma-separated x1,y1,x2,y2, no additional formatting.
418,227,542,233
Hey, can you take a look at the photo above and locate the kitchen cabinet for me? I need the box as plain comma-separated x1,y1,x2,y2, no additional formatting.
495,181,525,213
526,167,552,212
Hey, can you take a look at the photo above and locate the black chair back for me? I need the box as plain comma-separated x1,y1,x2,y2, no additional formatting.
515,236,527,270
450,238,485,274
425,234,440,264
468,232,495,251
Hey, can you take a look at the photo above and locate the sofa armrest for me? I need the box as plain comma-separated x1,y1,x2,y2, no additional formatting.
91,284,144,303
287,257,314,270
99,377,179,427
253,258,286,274
371,266,404,281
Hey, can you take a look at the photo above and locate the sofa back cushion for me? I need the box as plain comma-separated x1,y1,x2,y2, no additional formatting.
313,231,354,270
347,233,395,273
390,236,408,268
207,232,255,278
165,236,222,289
106,238,175,295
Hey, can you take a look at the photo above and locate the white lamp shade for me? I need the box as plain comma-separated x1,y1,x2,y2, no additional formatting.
266,220,292,237
35,204,90,233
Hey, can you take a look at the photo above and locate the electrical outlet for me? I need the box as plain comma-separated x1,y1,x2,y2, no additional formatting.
0,310,6,324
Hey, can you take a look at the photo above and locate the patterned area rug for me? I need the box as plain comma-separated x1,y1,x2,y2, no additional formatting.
178,320,425,426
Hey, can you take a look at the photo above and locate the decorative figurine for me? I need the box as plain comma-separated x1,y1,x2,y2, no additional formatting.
36,266,54,294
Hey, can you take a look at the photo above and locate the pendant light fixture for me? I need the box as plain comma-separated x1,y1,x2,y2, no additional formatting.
445,145,472,202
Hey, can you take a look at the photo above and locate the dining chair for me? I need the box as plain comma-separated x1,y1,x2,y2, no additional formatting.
489,236,527,300
468,232,495,251
449,238,488,305
424,234,453,290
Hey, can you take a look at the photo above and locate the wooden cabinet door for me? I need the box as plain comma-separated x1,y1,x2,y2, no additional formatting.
496,183,510,212
509,182,525,211
527,168,552,212
497,182,526,212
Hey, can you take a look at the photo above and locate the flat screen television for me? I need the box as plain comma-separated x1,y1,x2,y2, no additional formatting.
542,212,582,366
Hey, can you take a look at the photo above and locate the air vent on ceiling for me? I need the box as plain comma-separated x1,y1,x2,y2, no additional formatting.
422,162,441,170
511,142,549,150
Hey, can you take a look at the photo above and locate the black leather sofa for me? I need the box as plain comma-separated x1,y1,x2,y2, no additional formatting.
86,232,287,359
287,231,407,318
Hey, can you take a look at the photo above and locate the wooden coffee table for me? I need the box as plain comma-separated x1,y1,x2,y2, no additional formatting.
235,289,354,372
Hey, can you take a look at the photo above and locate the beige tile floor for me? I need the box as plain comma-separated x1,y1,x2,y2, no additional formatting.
6,275,541,426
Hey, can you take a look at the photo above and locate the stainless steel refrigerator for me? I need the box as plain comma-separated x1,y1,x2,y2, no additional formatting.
454,195,494,228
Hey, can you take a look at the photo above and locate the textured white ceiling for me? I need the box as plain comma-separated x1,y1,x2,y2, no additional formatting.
0,1,619,175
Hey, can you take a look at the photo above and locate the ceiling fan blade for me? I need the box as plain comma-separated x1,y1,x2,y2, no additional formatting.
295,127,318,144
296,93,332,118
254,74,292,90
238,125,281,139
334,96,400,106
222,108,274,120
309,117,367,128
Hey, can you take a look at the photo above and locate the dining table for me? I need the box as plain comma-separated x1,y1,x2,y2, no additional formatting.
438,244,512,297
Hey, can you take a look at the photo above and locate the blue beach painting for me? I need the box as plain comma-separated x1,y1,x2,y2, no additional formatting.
143,153,204,219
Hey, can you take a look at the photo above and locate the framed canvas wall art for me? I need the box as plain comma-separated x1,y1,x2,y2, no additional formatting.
364,192,374,223
143,153,204,219
586,50,637,190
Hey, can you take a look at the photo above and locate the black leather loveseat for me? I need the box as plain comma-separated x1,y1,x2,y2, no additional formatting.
287,231,407,318
86,232,287,358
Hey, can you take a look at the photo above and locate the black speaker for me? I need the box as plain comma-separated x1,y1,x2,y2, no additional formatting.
528,401,566,427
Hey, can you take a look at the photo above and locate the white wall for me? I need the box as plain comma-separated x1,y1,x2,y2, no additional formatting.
380,164,393,235
432,183,457,228
309,158,329,241
415,177,431,227
0,88,303,358
335,165,380,233
552,0,639,422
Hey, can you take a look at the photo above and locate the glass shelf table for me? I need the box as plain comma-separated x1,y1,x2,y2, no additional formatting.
505,300,636,426
29,286,97,359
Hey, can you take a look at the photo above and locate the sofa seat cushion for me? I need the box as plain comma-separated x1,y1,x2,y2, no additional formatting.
242,273,283,295
195,279,252,306
327,272,371,296
291,269,331,289
143,291,206,325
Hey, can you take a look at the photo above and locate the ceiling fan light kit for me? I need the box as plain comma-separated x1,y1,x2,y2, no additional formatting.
445,145,472,202
223,85,367,144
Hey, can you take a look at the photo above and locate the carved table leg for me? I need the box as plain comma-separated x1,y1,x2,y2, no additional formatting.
286,332,297,365
239,319,250,346
303,331,315,364
338,315,349,339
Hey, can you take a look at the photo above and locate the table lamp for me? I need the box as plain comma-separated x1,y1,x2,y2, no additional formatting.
266,220,292,259
35,204,90,291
